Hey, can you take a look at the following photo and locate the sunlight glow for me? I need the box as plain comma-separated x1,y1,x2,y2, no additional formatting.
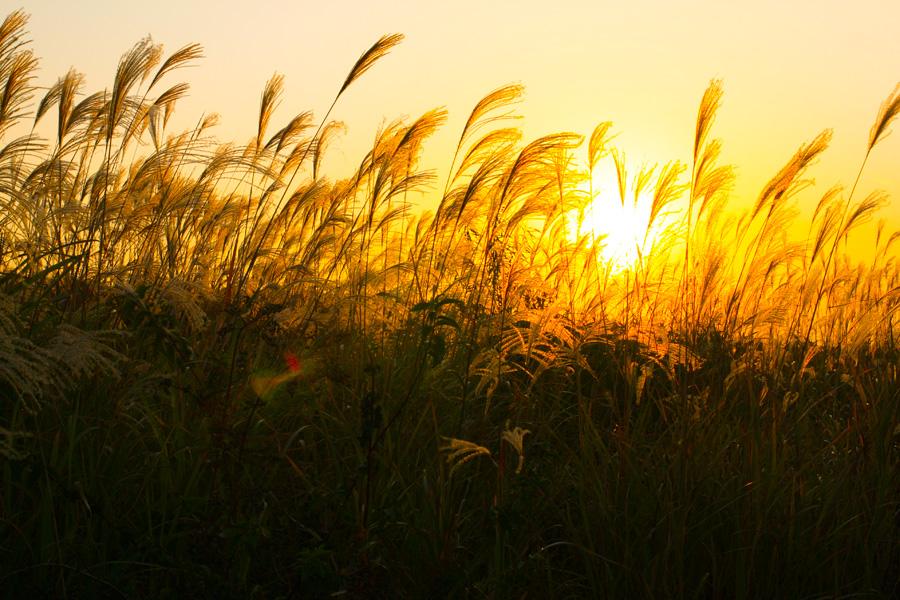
567,175,658,273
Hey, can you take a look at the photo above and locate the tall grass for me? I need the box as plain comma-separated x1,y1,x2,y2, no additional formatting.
1,10,898,598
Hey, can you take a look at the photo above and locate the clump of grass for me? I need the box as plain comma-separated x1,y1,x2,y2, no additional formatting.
1,9,898,598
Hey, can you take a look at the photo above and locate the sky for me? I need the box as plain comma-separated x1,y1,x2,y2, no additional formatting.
16,0,900,246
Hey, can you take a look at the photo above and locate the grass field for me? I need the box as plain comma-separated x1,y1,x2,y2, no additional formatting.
1,10,899,598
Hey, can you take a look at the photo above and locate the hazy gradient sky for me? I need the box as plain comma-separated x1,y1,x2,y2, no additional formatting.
18,0,900,240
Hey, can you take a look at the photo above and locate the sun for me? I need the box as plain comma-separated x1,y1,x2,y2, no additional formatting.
567,173,657,273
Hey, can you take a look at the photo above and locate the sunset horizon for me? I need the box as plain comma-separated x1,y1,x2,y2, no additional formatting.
19,0,900,255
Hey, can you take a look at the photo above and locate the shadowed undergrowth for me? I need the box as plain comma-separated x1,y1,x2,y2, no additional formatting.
1,10,899,598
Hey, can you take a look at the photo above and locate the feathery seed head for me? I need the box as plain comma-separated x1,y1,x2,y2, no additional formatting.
868,83,900,151
339,33,404,97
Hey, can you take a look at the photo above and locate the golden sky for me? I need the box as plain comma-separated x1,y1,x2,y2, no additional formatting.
21,0,900,241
